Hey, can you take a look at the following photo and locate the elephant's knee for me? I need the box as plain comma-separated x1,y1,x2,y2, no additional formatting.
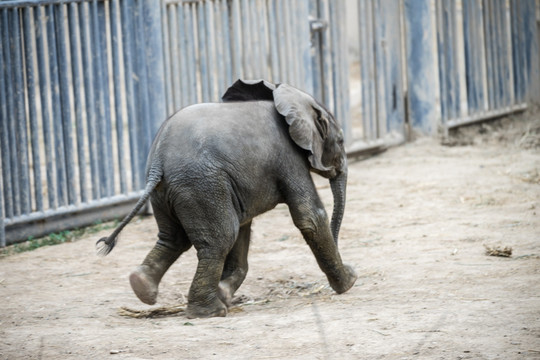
293,207,328,237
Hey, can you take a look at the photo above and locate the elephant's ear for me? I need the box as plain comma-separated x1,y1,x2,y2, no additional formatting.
273,84,333,173
222,79,276,102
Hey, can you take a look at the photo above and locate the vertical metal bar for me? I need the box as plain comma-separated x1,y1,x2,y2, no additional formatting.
197,2,210,102
503,0,515,107
258,0,270,81
329,1,344,130
404,0,440,134
491,0,501,109
358,0,372,139
177,3,189,108
510,0,522,103
120,0,140,190
381,0,404,136
267,0,280,82
319,0,334,111
23,7,44,212
337,0,350,141
184,3,198,104
205,0,218,101
499,0,511,108
90,0,110,197
309,0,322,102
221,0,232,87
475,0,488,111
299,0,313,94
213,1,225,93
292,0,303,88
282,0,294,83
463,0,475,113
161,2,174,115
445,0,456,120
3,9,18,217
249,0,261,78
110,0,127,194
68,3,89,203
436,1,448,122
35,6,57,209
0,153,4,246
11,8,28,215
483,0,495,109
143,0,167,136
230,0,243,81
276,0,288,82
14,7,33,215
169,5,181,110
55,4,78,205
98,1,114,195
134,0,151,186
0,11,6,241
0,171,4,246
0,9,14,218
79,2,101,199
239,0,251,79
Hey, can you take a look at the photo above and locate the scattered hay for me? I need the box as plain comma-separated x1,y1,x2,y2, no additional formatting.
118,298,271,319
118,304,186,318
484,245,513,257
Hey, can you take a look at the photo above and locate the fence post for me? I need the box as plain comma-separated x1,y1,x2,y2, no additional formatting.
0,162,4,247
524,0,540,102
404,0,440,135
143,0,167,136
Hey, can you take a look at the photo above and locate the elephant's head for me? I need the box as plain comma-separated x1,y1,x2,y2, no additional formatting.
223,80,348,244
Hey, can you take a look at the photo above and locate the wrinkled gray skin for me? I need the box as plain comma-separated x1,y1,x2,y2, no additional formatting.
97,80,357,318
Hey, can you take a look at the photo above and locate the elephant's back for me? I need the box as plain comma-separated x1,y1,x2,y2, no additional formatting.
154,101,296,176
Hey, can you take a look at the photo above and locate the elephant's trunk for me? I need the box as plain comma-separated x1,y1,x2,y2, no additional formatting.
329,165,347,246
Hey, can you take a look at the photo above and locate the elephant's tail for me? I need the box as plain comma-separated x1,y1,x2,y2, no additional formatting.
95,168,162,256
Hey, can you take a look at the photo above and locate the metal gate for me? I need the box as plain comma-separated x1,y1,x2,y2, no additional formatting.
0,0,169,246
436,0,532,130
402,0,538,134
350,0,538,140
160,0,349,138
0,0,350,246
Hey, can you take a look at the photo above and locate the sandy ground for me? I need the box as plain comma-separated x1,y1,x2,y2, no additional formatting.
1,115,539,360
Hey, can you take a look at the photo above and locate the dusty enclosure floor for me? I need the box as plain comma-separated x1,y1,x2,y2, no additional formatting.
1,116,539,360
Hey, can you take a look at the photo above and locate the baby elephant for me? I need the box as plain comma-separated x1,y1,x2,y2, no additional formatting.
97,80,357,318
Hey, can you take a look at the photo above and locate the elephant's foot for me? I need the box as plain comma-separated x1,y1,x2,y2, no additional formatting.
328,264,357,294
186,298,228,319
129,266,159,305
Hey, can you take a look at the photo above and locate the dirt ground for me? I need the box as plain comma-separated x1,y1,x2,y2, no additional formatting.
1,114,539,360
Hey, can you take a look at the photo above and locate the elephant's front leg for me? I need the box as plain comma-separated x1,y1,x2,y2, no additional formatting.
218,221,251,307
289,199,357,294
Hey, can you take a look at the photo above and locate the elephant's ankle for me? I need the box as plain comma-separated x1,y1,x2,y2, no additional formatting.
217,281,234,307
129,265,160,305
186,298,228,319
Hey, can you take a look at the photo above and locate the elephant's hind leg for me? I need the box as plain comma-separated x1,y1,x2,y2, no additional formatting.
182,220,239,318
130,202,192,305
218,221,251,307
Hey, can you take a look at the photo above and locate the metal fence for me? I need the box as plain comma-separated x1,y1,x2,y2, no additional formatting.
436,0,531,130
160,0,349,138
0,0,166,246
349,0,538,141
353,0,406,147
0,0,350,246
402,0,538,134
1,0,538,246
